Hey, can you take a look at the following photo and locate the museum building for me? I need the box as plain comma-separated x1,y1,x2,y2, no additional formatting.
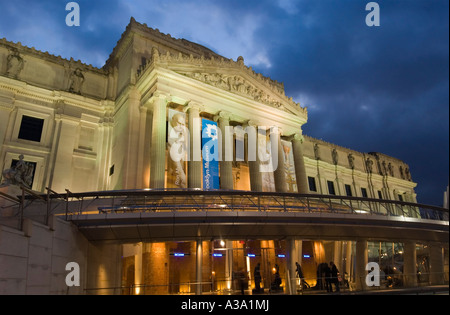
0,18,448,295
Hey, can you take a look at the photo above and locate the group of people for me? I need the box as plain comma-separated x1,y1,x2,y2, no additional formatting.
315,261,341,293
239,261,344,294
253,263,283,294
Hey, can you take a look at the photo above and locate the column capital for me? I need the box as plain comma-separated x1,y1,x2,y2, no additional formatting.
139,105,148,114
286,133,304,143
184,101,204,113
275,126,283,136
213,110,232,123
147,91,170,106
244,120,259,128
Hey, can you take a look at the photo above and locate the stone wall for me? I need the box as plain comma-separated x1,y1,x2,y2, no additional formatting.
0,215,123,295
0,216,88,294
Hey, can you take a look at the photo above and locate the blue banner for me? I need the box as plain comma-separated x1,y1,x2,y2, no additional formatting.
202,119,220,190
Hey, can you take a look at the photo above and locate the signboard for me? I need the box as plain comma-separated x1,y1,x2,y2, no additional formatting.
202,119,220,189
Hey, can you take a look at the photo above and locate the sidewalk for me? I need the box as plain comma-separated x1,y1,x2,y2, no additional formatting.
300,285,449,295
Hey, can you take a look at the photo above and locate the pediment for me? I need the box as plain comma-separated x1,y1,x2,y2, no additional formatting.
143,48,307,118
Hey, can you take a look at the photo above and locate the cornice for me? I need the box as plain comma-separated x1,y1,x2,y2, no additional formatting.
0,38,109,76
0,76,109,116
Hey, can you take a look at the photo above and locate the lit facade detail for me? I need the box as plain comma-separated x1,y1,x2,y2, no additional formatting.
0,18,448,295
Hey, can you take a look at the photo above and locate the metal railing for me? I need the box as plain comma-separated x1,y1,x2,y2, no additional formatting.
81,271,449,295
1,188,448,231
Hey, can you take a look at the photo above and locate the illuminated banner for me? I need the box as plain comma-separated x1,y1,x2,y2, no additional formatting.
258,129,275,192
202,119,220,190
167,109,188,188
281,140,297,192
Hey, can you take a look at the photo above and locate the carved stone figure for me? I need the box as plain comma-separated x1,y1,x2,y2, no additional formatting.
388,163,394,177
6,48,24,79
382,161,388,176
348,153,355,169
405,168,412,181
399,166,405,179
366,158,373,174
314,144,321,160
1,155,33,188
332,148,339,165
183,72,289,111
68,68,85,94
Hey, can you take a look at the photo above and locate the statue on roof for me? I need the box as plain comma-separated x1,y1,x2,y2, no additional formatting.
6,48,24,79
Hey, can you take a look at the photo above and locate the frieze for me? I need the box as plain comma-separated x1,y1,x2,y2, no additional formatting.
138,47,307,116
182,71,287,108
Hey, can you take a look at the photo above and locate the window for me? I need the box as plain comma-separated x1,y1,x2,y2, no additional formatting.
361,188,368,198
378,190,383,199
109,165,115,176
398,194,404,202
308,177,317,192
345,184,353,197
327,180,336,195
18,115,44,142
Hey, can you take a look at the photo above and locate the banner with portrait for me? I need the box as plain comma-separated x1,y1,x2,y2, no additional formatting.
167,109,188,188
281,140,297,192
258,128,275,192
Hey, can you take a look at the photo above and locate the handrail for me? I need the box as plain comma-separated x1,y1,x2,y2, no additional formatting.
21,189,448,212
11,188,448,224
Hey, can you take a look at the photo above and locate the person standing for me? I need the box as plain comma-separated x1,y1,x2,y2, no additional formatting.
330,261,340,293
254,263,262,293
324,263,332,292
296,262,310,289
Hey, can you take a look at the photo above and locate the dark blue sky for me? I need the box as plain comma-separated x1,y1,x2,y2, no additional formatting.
1,0,448,206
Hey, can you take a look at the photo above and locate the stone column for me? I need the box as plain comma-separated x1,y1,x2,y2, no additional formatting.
291,134,309,194
286,239,302,295
0,101,13,151
344,241,352,281
134,243,143,295
274,128,287,193
136,105,148,188
247,121,262,192
51,117,78,192
215,111,233,190
429,243,444,285
355,240,368,291
185,102,203,189
333,241,343,273
150,93,168,189
403,242,417,287
196,240,203,295
225,240,234,291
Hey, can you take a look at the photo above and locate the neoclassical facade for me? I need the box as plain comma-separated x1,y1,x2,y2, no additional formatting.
2,18,444,296
0,18,417,202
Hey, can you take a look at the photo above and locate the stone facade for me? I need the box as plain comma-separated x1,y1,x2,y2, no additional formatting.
0,17,417,202
0,18,446,296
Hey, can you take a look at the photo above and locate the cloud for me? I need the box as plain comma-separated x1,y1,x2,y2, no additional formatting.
0,0,447,205
120,0,272,68
276,0,300,15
